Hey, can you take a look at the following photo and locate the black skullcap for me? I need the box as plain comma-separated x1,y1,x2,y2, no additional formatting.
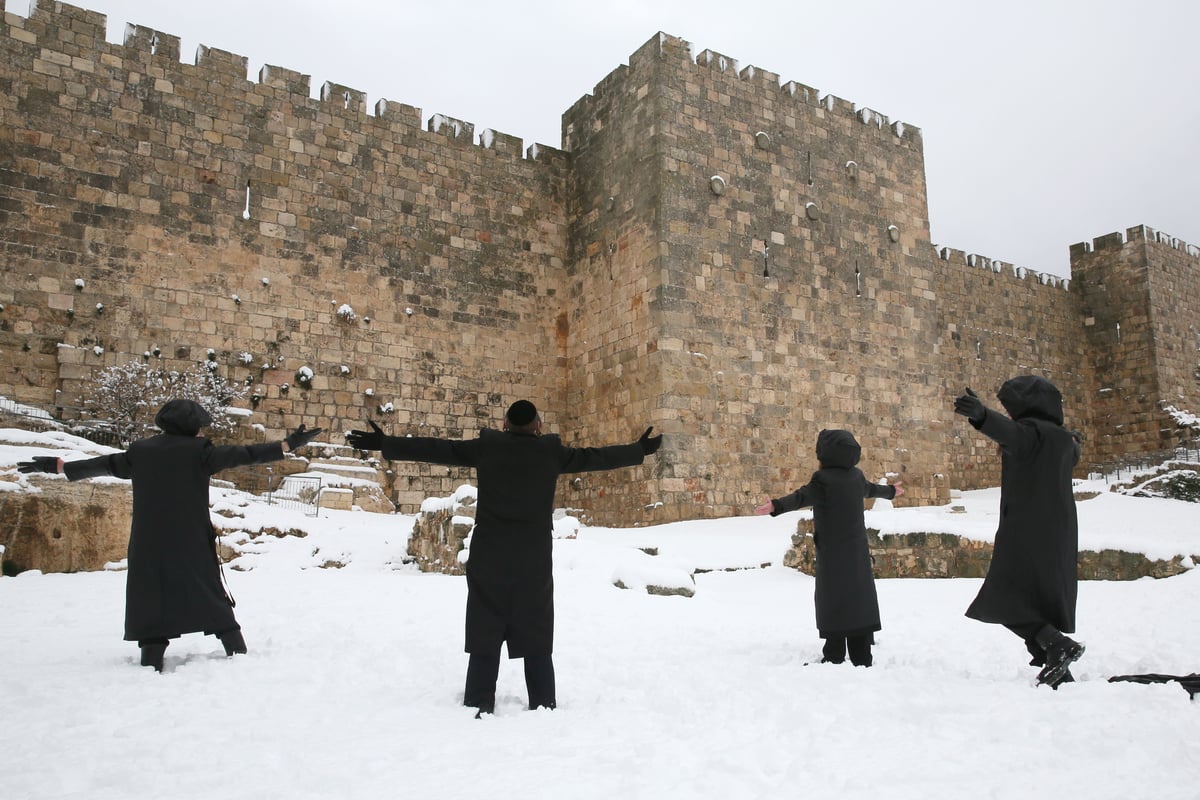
506,400,538,426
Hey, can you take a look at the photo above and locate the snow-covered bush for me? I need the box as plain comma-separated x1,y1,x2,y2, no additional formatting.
296,366,314,389
82,360,248,446
336,304,356,323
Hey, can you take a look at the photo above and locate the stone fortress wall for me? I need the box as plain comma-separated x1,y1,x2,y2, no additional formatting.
2,2,1198,523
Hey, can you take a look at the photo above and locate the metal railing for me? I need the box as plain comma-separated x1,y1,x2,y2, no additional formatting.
264,473,323,517
1087,446,1200,482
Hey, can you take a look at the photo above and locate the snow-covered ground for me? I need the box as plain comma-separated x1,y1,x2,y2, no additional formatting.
2,427,1198,800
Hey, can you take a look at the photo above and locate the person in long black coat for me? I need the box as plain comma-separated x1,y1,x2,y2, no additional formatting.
19,399,321,671
347,400,661,716
754,429,903,667
954,376,1083,687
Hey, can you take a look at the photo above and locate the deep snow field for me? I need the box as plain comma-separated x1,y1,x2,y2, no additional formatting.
2,429,1198,800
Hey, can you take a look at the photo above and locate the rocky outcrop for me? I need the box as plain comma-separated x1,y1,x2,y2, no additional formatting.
782,517,1198,580
406,492,476,575
0,476,132,573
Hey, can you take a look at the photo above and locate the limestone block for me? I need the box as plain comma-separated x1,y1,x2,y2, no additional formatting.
318,487,353,511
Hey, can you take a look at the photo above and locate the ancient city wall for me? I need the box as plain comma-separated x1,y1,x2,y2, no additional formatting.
932,249,1090,486
0,0,572,511
2,3,1197,523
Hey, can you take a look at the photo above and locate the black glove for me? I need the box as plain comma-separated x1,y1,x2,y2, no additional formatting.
953,387,986,424
17,456,59,474
346,420,385,451
638,426,662,455
285,424,323,450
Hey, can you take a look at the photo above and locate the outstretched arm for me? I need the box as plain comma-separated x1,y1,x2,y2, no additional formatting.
63,452,132,481
558,426,660,474
347,420,479,467
761,484,814,516
954,387,1038,457
865,479,903,501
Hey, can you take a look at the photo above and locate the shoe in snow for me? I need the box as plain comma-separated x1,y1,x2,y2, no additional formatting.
140,642,167,672
1048,669,1075,690
219,628,247,657
1037,637,1084,687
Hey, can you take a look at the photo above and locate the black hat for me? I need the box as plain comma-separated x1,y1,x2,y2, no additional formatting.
154,399,213,436
506,400,538,426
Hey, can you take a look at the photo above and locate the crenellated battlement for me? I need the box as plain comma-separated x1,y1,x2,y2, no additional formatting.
565,31,921,150
122,24,180,62
1070,225,1200,261
2,0,561,163
936,246,1070,290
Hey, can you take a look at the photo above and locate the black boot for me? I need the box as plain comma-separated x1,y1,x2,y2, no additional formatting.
1034,625,1084,687
218,628,247,657
847,634,873,668
1049,669,1076,690
821,637,847,664
139,639,168,672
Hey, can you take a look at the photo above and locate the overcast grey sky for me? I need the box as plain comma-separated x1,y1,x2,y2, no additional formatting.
16,0,1198,278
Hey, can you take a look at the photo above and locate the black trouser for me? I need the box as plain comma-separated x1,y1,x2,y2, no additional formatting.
1006,622,1044,665
823,634,872,667
464,651,557,712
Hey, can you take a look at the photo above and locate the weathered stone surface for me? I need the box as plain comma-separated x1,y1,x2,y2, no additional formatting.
781,518,1199,581
318,487,354,511
407,501,475,575
0,476,132,573
0,7,1197,527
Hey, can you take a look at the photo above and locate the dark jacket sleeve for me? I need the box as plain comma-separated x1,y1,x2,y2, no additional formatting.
63,452,132,481
558,441,645,474
380,435,481,468
770,481,815,516
974,408,1041,459
204,441,285,474
864,480,898,501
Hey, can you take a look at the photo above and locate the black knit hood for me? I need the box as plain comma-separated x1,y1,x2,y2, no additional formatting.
997,375,1064,425
816,429,861,468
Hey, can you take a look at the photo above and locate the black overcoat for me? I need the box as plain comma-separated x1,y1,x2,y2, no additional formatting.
770,429,895,638
64,403,284,641
964,376,1079,632
379,428,644,657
